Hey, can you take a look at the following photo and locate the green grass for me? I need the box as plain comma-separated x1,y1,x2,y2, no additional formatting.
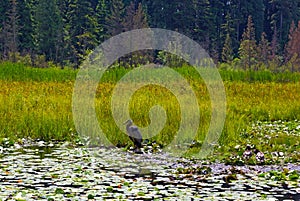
2,62,300,83
218,69,300,83
0,62,77,82
0,62,299,160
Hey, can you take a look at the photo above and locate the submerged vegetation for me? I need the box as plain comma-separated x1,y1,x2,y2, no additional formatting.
0,62,299,161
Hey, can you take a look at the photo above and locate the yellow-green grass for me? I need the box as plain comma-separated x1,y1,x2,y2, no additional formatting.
1,62,300,153
0,81,75,142
1,77,300,151
222,82,300,142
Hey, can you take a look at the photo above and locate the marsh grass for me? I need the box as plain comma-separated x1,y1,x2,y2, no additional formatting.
0,62,77,82
0,81,75,142
2,61,300,83
0,62,300,155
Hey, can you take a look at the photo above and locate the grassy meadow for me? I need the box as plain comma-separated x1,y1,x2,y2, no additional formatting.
0,62,299,159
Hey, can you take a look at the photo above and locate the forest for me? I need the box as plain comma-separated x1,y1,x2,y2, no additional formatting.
1,0,300,71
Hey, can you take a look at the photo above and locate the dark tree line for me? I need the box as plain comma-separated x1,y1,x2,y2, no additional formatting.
0,0,300,70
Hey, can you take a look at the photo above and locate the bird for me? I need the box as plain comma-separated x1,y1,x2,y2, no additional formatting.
253,148,265,164
242,144,253,160
124,119,143,152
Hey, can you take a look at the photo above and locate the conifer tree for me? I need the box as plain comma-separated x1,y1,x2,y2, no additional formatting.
121,2,152,67
269,0,300,49
0,0,9,57
133,3,148,29
35,0,63,63
191,0,212,51
285,21,296,62
96,0,109,43
222,33,234,63
104,0,125,67
257,32,270,67
285,21,300,72
221,13,235,63
268,25,282,72
67,0,99,66
1,0,19,61
270,25,279,62
17,0,35,55
105,0,125,37
239,16,258,70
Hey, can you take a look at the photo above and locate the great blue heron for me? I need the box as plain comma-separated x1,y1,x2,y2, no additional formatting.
124,119,143,151
242,144,253,160
253,149,265,164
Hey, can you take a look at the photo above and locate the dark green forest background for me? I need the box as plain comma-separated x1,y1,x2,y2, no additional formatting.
1,0,300,71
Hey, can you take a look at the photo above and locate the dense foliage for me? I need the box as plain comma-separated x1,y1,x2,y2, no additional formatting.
1,0,300,70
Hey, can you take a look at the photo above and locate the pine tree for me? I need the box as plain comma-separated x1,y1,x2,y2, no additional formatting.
250,0,265,41
57,0,76,66
239,16,258,70
121,2,152,67
133,3,148,29
270,25,279,61
0,0,9,25
123,1,136,31
285,21,296,62
221,13,235,63
96,0,109,43
0,0,10,57
222,33,234,63
143,0,213,48
142,0,166,28
103,0,125,67
105,0,125,37
269,0,300,51
268,25,281,71
35,0,63,64
66,0,99,66
257,32,270,67
285,21,300,72
123,2,149,31
17,0,35,56
1,0,19,61
191,0,212,51
210,0,225,61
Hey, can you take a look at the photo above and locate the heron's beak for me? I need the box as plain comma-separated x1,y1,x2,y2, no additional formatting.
123,120,129,125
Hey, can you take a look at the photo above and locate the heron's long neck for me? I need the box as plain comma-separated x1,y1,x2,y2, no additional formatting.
126,122,132,130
